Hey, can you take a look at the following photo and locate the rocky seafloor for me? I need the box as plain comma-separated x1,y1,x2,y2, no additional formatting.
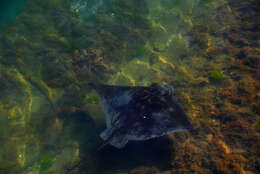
0,0,259,174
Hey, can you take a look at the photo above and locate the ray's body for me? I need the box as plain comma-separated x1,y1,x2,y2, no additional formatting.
90,83,194,148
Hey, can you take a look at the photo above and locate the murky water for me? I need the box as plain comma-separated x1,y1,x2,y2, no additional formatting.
0,0,28,33
0,0,259,174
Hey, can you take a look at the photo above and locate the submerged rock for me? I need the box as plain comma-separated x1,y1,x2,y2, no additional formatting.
0,65,32,172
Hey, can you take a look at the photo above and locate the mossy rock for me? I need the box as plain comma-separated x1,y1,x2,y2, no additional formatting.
123,59,159,85
166,34,190,59
108,72,135,86
0,65,32,121
208,70,225,83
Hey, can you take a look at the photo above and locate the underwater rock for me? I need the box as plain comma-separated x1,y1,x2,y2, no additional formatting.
149,5,192,37
152,55,175,74
120,59,160,86
72,48,113,81
166,34,190,59
0,65,32,172
150,21,168,44
0,65,32,121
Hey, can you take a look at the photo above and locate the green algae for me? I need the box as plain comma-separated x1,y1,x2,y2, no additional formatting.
39,154,55,172
208,70,225,83
85,95,100,105
0,162,5,169
138,47,148,57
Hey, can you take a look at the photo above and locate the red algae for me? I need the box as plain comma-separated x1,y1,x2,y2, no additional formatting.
170,140,209,174
207,137,249,174
222,119,251,132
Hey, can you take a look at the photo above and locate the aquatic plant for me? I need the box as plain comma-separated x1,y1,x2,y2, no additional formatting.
39,154,55,172
208,70,225,83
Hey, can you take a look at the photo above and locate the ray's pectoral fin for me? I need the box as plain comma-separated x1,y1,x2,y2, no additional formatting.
100,127,129,149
